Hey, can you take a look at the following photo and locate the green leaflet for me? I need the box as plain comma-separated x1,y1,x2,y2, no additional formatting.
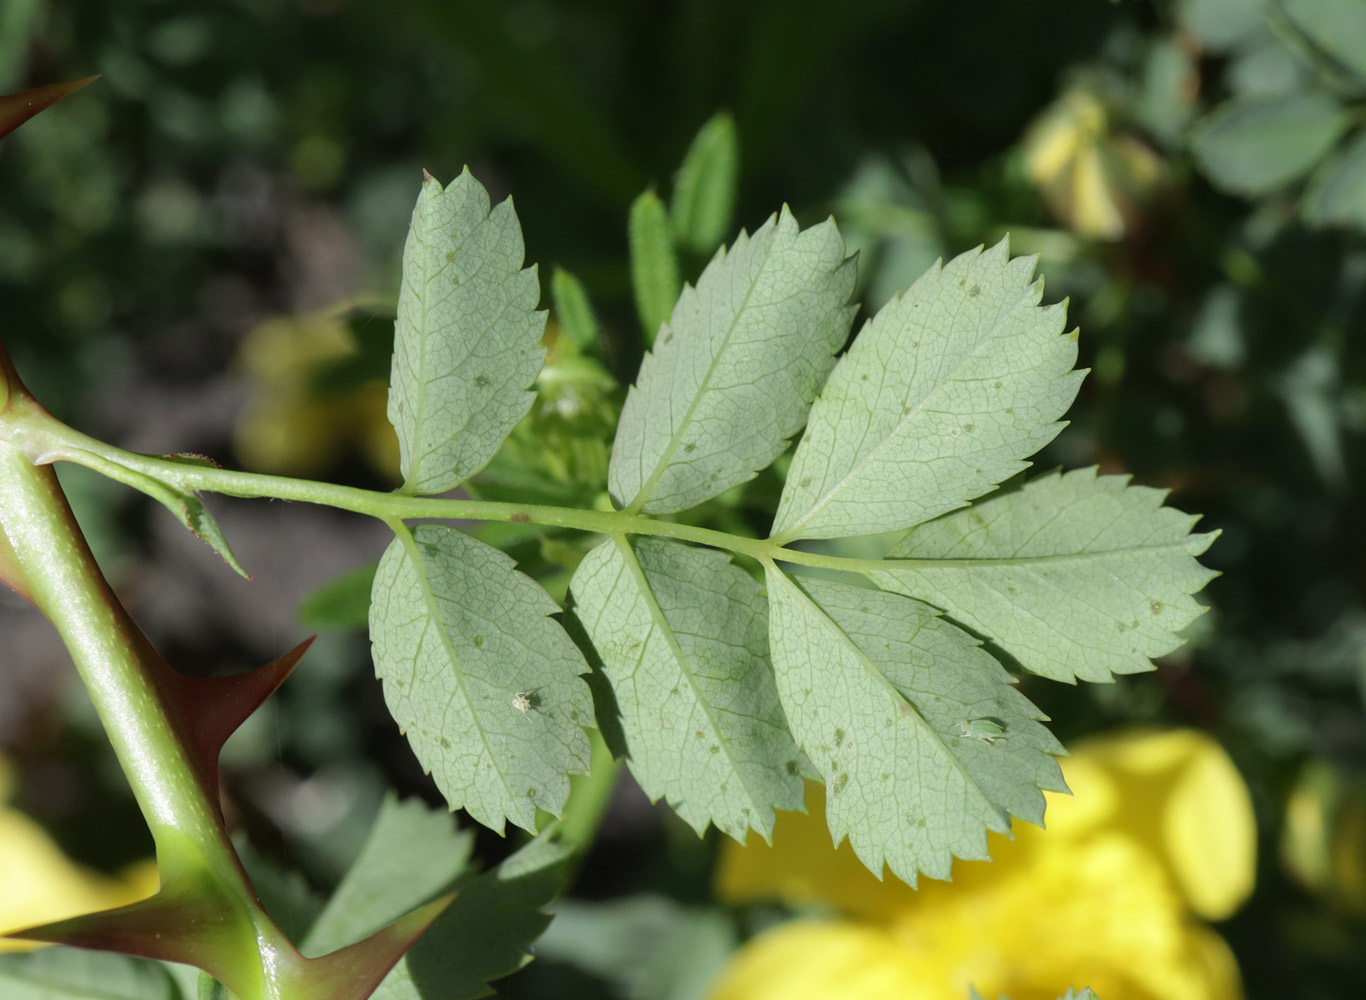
369,524,592,832
1279,0,1366,84
550,267,600,353
610,208,856,515
296,561,378,630
670,112,739,255
570,536,804,840
1189,90,1351,197
388,170,546,496
764,570,1065,886
772,239,1082,542
304,795,474,955
1304,128,1366,229
301,796,567,1000
534,896,736,1000
870,468,1218,684
0,948,182,1000
628,189,682,346
372,834,573,1000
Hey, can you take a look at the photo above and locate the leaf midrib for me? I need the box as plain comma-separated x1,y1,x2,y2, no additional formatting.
881,536,1207,570
399,528,518,821
616,536,771,827
403,195,489,493
772,569,1000,821
624,233,766,514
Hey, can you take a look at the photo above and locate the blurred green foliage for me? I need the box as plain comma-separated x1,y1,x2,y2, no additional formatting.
4,0,1366,997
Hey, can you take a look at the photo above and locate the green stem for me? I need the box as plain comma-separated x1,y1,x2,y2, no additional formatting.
4,405,929,576
0,443,227,854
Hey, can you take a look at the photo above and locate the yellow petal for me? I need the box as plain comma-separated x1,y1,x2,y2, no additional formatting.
0,808,157,952
1074,730,1256,920
1070,144,1127,241
1024,110,1082,187
705,921,946,1000
1163,740,1257,920
715,782,926,922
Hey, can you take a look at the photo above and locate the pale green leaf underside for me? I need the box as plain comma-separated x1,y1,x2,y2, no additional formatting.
871,468,1218,684
765,570,1065,886
304,795,474,955
369,524,592,833
610,208,857,514
571,536,804,840
389,169,546,496
772,239,1083,542
0,948,179,1000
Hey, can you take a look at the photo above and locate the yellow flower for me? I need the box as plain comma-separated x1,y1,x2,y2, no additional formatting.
233,303,400,482
1022,90,1165,242
0,758,159,952
710,729,1255,1000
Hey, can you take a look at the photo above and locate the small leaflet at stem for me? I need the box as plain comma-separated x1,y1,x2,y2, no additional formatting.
611,208,856,515
570,536,804,841
871,467,1218,684
39,446,250,577
772,238,1083,542
388,169,546,496
764,567,1065,886
369,524,592,833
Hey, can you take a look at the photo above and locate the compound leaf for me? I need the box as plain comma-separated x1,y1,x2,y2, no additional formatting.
610,208,856,514
369,524,592,833
870,468,1218,684
571,536,804,841
772,239,1082,542
389,170,546,496
764,570,1065,885
305,795,474,955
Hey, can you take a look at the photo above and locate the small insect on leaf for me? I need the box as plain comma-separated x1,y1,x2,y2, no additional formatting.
955,717,1007,744
512,691,537,714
